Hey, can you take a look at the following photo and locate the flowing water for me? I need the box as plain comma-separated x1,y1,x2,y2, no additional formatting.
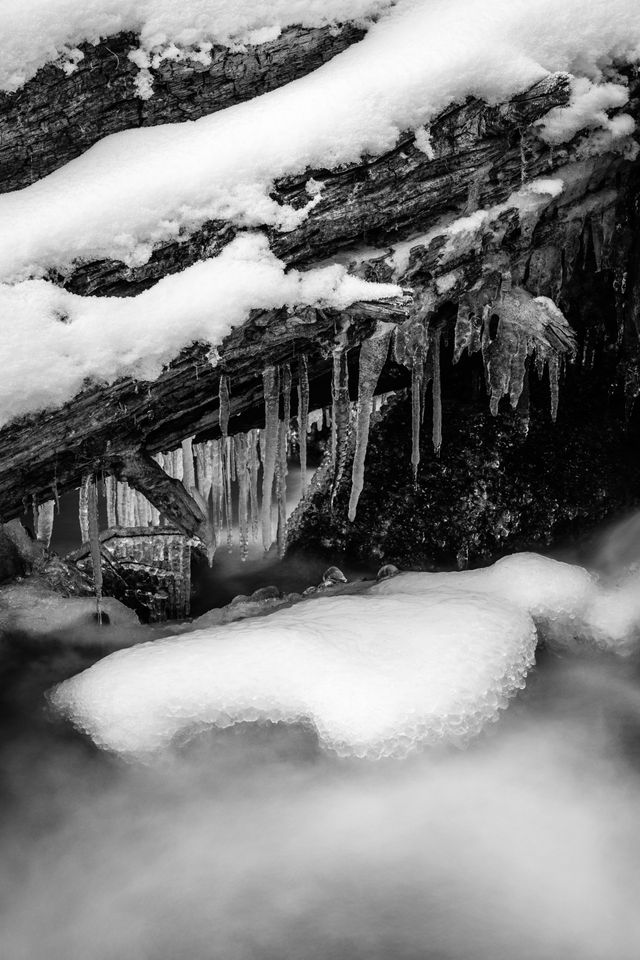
1,512,640,960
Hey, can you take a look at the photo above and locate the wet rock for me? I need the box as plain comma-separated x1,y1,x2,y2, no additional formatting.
250,585,281,602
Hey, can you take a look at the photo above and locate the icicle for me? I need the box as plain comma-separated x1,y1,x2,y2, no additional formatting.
261,366,279,551
348,328,392,522
85,476,103,624
105,476,117,528
219,374,230,438
181,437,196,492
235,433,250,561
276,364,292,559
548,353,560,421
331,347,351,500
125,483,136,527
79,475,90,542
223,437,233,552
36,500,55,549
297,355,309,495
411,354,424,482
248,429,260,542
431,327,443,455
211,439,224,547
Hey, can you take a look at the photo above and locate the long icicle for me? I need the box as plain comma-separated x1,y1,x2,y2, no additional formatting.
411,352,425,482
331,346,351,503
105,475,117,528
248,429,260,542
223,436,234,552
431,326,443,456
181,437,196,492
348,329,392,522
36,500,55,549
276,364,292,559
235,433,250,561
261,366,280,551
219,374,230,438
79,475,90,542
297,355,309,495
86,476,103,624
211,439,224,548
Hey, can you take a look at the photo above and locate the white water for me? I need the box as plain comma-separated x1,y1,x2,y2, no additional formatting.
1,511,640,959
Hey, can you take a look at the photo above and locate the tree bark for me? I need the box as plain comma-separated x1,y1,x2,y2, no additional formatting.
0,23,365,193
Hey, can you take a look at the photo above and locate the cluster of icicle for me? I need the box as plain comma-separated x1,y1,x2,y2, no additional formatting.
453,274,576,420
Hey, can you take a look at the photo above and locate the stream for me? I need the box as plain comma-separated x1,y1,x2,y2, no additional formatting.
1,512,640,960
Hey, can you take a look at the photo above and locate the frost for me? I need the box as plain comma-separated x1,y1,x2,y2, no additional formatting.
0,234,399,426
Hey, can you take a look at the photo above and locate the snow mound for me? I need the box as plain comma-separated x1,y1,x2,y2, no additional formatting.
373,553,640,655
371,553,595,620
0,233,399,426
0,0,389,93
50,588,536,759
1,0,640,280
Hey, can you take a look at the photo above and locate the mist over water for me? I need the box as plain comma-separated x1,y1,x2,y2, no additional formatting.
2,512,640,960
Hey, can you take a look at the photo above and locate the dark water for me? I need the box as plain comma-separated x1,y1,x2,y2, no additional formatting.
2,514,640,960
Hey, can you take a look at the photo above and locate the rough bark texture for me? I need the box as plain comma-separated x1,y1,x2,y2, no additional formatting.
0,298,408,523
58,74,574,296
0,23,365,193
1,44,639,534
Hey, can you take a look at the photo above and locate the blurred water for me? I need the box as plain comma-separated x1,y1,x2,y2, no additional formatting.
1,509,640,960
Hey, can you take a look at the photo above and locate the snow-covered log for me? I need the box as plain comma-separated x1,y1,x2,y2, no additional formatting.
0,23,365,193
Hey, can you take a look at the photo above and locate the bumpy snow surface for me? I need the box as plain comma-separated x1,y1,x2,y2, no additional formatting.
0,0,390,92
51,558,545,759
0,234,399,426
53,553,640,759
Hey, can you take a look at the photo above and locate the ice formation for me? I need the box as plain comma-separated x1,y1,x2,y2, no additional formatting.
297,356,310,495
50,581,537,759
453,281,576,420
86,477,104,622
348,327,393,522
78,476,90,543
0,235,399,426
1,2,638,281
261,366,280,551
35,499,55,548
276,364,292,559
330,346,351,501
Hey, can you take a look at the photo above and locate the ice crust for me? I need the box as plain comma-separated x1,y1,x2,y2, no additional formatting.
51,552,640,759
373,553,640,654
52,568,540,759
1,0,639,281
0,234,399,426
